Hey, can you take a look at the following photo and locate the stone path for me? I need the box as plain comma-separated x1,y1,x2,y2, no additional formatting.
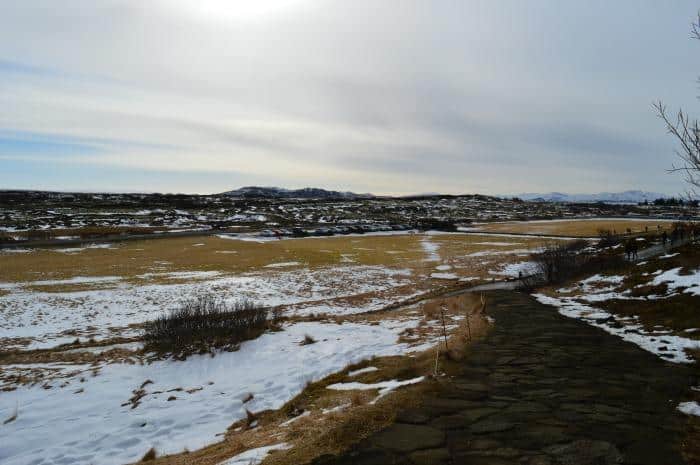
311,291,696,465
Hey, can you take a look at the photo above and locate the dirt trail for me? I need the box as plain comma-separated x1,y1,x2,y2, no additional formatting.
310,291,696,465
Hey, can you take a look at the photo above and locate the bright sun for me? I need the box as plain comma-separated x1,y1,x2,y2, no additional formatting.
176,0,304,21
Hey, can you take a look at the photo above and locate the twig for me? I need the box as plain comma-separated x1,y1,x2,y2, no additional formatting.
433,347,440,377
439,304,448,351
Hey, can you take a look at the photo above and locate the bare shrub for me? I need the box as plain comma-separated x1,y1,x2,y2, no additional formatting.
532,241,585,284
597,229,620,248
245,408,258,429
143,294,268,355
531,240,627,286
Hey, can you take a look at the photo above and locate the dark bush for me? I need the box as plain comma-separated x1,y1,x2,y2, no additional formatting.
531,240,626,286
597,229,620,248
144,294,268,355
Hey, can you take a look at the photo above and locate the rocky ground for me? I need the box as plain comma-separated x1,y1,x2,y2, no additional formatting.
310,291,697,465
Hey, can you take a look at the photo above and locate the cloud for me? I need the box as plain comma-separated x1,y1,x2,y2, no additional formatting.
0,0,697,195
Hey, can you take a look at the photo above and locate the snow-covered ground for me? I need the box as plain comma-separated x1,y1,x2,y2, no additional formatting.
0,320,434,465
652,267,700,296
533,263,700,364
0,266,414,350
430,272,459,280
219,443,291,465
534,294,700,363
490,261,539,278
0,230,555,464
420,237,441,262
326,376,425,404
678,401,700,417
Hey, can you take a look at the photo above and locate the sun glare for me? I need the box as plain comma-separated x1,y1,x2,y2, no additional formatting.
177,0,304,21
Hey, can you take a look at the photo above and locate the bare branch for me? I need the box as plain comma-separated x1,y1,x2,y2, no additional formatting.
654,100,700,191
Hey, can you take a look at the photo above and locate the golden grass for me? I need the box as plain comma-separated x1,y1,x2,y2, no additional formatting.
140,447,158,462
0,233,547,286
473,219,675,237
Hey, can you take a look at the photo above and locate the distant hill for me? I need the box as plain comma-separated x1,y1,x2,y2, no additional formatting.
514,190,671,204
221,186,374,200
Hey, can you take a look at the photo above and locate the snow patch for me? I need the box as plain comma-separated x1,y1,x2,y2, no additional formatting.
0,321,434,465
326,376,425,404
264,262,302,268
678,401,700,417
348,366,379,377
218,443,291,465
651,268,700,296
420,238,440,262
534,294,700,364
430,272,458,280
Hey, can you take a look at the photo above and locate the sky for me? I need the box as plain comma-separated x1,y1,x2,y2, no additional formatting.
1,0,699,196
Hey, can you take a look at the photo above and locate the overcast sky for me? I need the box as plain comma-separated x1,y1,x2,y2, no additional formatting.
1,0,699,196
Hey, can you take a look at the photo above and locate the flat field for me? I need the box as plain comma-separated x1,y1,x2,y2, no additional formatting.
470,218,677,237
0,225,575,465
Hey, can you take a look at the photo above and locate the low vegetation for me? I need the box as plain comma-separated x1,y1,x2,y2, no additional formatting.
143,294,269,356
531,240,627,286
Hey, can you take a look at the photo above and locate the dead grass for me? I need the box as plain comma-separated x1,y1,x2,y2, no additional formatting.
140,447,158,462
0,233,546,285
474,219,675,237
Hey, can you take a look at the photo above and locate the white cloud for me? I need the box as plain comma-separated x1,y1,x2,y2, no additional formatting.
0,0,697,194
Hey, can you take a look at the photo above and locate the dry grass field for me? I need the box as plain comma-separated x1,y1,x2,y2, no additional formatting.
0,232,548,285
471,218,676,237
0,222,599,465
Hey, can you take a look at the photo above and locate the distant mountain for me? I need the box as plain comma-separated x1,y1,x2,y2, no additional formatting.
221,186,374,200
513,190,671,204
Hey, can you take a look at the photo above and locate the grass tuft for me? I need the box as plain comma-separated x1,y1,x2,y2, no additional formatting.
140,447,157,462
143,294,268,356
3,408,18,425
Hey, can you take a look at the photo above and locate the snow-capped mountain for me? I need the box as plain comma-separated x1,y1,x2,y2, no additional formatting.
514,190,671,204
221,186,374,199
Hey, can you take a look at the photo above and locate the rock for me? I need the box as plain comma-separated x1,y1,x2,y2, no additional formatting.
371,424,444,453
423,397,480,412
409,448,451,465
458,456,518,465
527,456,553,465
545,440,623,465
430,414,471,430
470,418,516,434
396,408,432,425
512,425,570,448
455,382,490,392
624,439,684,465
485,447,522,458
504,402,550,414
460,408,501,422
468,438,502,450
